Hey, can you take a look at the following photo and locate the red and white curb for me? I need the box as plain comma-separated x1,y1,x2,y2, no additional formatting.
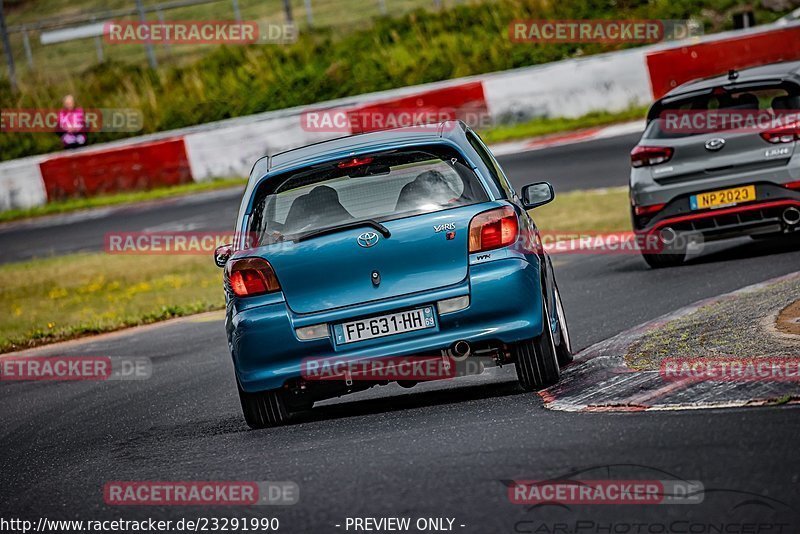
489,120,644,157
541,271,800,412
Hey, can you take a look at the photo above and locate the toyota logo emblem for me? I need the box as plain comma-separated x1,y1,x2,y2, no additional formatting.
704,138,726,151
357,232,380,248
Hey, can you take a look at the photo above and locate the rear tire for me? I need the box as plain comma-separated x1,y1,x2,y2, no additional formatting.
641,229,687,268
552,283,573,366
514,302,560,391
237,382,291,429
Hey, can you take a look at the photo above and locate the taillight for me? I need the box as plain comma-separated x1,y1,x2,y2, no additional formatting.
468,206,519,253
337,157,374,168
760,123,800,144
785,180,800,190
225,257,281,297
631,146,674,168
633,203,666,217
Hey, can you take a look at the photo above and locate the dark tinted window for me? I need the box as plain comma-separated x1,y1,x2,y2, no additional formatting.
248,145,489,245
645,84,800,139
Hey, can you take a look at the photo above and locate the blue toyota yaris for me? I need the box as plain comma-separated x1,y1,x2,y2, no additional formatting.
215,121,572,428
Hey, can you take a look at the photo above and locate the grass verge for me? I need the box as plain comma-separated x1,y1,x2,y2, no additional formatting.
0,178,246,224
0,187,630,353
530,187,629,232
0,253,223,353
625,275,800,371
478,107,646,145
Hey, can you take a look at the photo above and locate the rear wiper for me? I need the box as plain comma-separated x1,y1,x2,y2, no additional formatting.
295,219,391,243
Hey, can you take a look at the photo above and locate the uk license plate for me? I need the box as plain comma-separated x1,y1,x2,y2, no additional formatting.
690,185,756,210
334,307,435,344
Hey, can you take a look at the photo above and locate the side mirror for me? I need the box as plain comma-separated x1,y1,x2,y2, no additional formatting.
214,244,233,268
521,182,555,209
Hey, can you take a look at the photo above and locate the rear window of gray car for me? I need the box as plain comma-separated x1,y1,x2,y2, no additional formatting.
644,83,800,139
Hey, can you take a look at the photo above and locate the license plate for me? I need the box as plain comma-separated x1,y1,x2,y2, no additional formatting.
690,185,756,210
333,307,435,344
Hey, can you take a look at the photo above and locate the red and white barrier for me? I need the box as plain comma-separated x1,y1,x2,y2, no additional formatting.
1,21,799,212
482,48,652,122
183,81,489,180
40,138,192,200
184,112,347,180
0,155,47,211
646,25,800,99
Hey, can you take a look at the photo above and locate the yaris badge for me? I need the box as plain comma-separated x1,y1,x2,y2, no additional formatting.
704,138,726,151
357,232,380,248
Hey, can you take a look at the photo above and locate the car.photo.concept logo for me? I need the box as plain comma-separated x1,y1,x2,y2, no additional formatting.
506,465,799,533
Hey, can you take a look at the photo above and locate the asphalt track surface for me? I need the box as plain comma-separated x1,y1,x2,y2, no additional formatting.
2,131,800,530
0,132,641,264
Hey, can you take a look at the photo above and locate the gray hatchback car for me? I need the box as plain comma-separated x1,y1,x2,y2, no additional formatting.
630,60,800,268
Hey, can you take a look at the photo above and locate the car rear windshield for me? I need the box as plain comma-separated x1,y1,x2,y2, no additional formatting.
644,83,800,139
247,144,489,245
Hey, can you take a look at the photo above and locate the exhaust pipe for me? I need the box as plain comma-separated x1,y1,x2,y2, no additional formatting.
451,340,471,360
659,227,677,246
782,207,800,226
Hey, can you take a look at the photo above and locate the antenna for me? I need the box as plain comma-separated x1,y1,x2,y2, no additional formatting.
728,69,739,81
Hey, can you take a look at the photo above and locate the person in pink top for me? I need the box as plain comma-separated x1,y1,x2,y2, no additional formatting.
58,94,87,149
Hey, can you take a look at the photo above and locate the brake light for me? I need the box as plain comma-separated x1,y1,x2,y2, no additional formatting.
337,157,374,169
785,180,800,190
631,146,674,168
633,203,666,217
760,123,800,144
468,206,519,253
226,257,281,297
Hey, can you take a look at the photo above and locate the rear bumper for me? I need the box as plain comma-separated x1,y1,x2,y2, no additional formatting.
639,199,800,241
229,256,543,392
633,183,800,240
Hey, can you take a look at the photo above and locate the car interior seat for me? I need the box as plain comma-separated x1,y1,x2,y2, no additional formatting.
395,170,460,212
284,185,354,233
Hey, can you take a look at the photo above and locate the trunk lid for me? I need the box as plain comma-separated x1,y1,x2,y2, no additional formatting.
262,204,491,314
650,131,794,184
